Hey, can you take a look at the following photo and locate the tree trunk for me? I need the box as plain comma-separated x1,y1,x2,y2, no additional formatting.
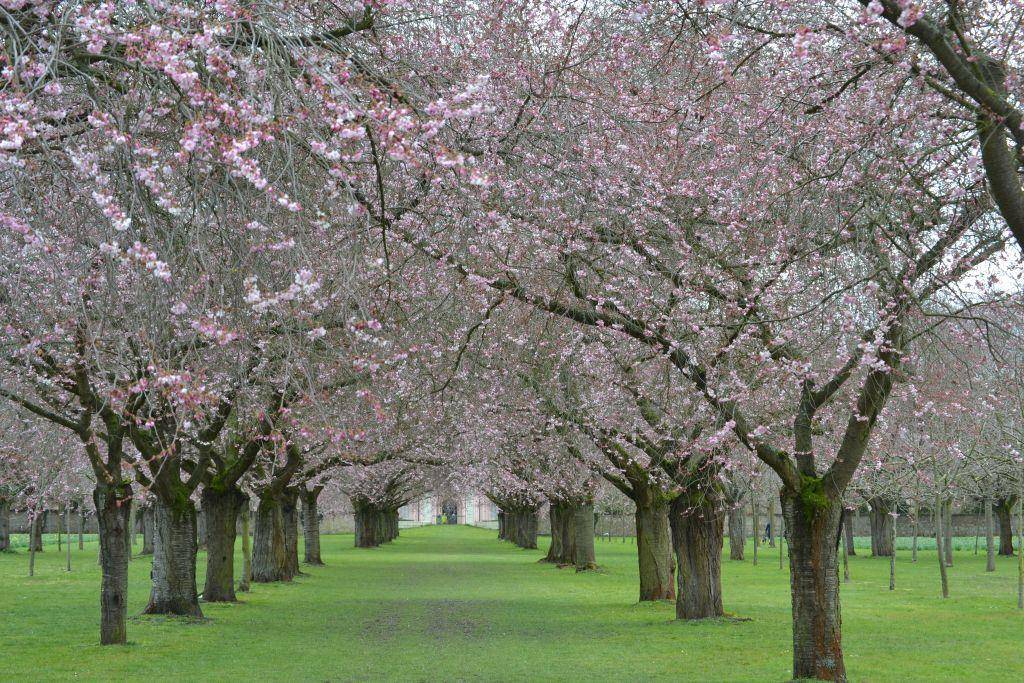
573,503,597,571
301,488,324,565
142,499,202,617
497,510,505,540
996,497,1015,556
751,500,759,566
669,493,725,620
140,505,154,555
65,503,72,572
239,504,252,592
28,514,38,575
506,507,537,549
280,489,300,578
543,502,576,564
253,494,289,581
0,500,9,552
935,498,949,598
728,509,745,561
201,486,246,602
767,498,777,548
354,500,382,548
943,499,954,567
635,498,675,599
94,483,131,645
868,497,893,557
843,511,855,557
986,497,996,572
30,510,44,551
78,506,85,550
781,492,845,682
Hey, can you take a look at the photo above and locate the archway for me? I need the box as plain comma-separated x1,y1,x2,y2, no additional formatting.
440,499,458,525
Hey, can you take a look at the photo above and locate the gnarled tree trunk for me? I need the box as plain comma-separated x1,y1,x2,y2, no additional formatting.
301,488,324,565
781,491,845,682
869,497,893,557
497,510,506,540
253,493,289,582
636,496,675,599
143,500,202,617
670,493,724,620
94,483,131,645
201,486,246,602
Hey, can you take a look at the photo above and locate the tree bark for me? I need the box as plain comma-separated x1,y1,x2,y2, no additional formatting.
140,505,154,555
0,500,10,552
142,500,202,617
996,497,1016,556
497,510,506,540
253,493,289,581
572,503,597,571
78,506,85,550
239,503,252,592
781,492,845,682
354,500,382,548
868,497,893,557
30,510,44,551
843,511,856,557
636,497,675,599
542,502,577,564
986,497,996,572
943,499,954,566
94,483,131,645
728,509,745,561
935,497,949,598
669,493,725,620
301,487,324,565
280,488,300,577
201,486,246,602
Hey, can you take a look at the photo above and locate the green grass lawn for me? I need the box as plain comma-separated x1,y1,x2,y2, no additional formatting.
1,525,1020,681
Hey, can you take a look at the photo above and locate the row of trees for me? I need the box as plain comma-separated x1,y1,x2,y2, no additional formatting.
4,2,1024,681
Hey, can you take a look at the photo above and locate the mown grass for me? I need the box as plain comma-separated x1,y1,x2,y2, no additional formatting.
1,525,1020,681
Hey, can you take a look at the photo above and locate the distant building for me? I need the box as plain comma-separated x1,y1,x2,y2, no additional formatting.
399,493,498,527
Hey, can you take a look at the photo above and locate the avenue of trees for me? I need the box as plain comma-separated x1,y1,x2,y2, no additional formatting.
3,2,1024,681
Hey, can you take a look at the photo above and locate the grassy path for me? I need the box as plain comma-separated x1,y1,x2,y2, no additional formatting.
1,525,1021,681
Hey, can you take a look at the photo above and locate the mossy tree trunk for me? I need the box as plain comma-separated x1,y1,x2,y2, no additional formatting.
781,491,845,682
